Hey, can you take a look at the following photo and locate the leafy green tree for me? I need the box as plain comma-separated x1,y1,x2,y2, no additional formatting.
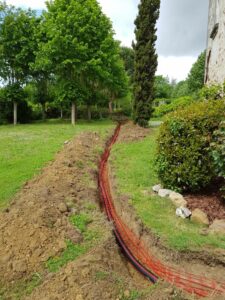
120,46,135,82
154,75,173,99
133,0,161,127
172,80,190,98
0,4,38,124
37,0,122,125
187,51,206,93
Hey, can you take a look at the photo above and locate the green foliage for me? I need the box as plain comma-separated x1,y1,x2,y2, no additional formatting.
156,100,225,192
199,83,224,100
69,213,92,233
0,273,42,299
172,80,190,98
120,46,135,82
210,122,225,197
154,75,173,99
133,0,160,127
153,96,193,117
187,51,206,93
36,0,128,117
46,240,87,272
111,129,225,251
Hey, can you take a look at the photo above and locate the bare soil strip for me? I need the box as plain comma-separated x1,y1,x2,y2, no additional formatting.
0,127,158,300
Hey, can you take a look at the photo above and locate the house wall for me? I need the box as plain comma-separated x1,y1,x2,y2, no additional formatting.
205,0,225,84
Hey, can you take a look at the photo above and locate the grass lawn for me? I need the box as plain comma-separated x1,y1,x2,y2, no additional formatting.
0,119,114,208
111,129,225,251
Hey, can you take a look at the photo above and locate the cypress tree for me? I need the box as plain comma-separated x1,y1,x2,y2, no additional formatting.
133,0,160,127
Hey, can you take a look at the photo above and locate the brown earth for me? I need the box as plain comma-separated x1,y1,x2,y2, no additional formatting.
109,123,225,300
0,124,186,300
186,193,225,223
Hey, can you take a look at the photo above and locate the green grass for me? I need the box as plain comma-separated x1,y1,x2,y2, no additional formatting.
0,273,42,300
69,213,92,232
46,212,103,272
111,129,225,251
46,240,88,273
0,119,113,208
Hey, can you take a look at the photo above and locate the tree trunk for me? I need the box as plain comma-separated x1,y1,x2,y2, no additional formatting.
71,102,76,125
60,107,63,119
109,101,113,114
87,104,92,121
41,103,46,120
13,101,17,125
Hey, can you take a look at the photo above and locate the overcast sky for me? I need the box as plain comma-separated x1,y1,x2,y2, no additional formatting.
6,0,209,81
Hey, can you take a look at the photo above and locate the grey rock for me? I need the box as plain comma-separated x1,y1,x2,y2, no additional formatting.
152,184,162,193
176,207,192,219
158,189,172,198
169,192,187,208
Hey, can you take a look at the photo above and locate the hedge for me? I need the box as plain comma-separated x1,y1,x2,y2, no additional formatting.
156,100,225,192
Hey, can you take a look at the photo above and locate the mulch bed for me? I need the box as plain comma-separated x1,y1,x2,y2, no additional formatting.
185,193,225,223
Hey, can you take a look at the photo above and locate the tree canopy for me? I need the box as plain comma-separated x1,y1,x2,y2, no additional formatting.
187,51,206,93
0,0,129,124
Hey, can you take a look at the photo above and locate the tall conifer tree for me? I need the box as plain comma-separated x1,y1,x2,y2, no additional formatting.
133,0,160,127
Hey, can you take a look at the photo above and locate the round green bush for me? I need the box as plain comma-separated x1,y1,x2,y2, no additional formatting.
156,100,225,192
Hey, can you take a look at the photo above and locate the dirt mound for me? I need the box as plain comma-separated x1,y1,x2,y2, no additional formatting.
117,122,150,143
0,129,112,283
0,124,195,300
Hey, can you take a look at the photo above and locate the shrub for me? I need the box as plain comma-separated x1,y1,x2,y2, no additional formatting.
156,100,225,192
153,96,194,117
210,121,225,197
199,83,224,100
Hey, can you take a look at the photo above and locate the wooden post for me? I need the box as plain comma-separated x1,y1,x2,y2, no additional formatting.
13,101,17,125
109,101,113,114
71,102,76,125
87,104,91,121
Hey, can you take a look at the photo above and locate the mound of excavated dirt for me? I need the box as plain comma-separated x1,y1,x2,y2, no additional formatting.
0,130,111,284
117,122,150,143
0,125,173,300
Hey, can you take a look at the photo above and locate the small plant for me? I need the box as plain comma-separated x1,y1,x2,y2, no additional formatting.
69,213,92,232
210,121,225,197
46,240,87,272
156,100,225,192
153,96,194,117
199,83,224,100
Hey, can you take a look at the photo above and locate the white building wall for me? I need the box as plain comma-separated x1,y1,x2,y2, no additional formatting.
205,0,225,84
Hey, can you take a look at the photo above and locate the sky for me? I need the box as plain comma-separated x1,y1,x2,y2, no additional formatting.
6,0,209,82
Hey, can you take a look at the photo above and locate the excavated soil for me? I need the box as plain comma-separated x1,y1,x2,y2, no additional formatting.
109,123,225,299
0,125,185,300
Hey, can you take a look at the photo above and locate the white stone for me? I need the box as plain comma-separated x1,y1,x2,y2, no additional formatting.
169,192,187,208
176,207,192,219
152,184,162,193
158,189,172,198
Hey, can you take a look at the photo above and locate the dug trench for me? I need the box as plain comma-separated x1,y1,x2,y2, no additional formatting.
0,122,223,300
108,122,225,299
0,124,180,300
